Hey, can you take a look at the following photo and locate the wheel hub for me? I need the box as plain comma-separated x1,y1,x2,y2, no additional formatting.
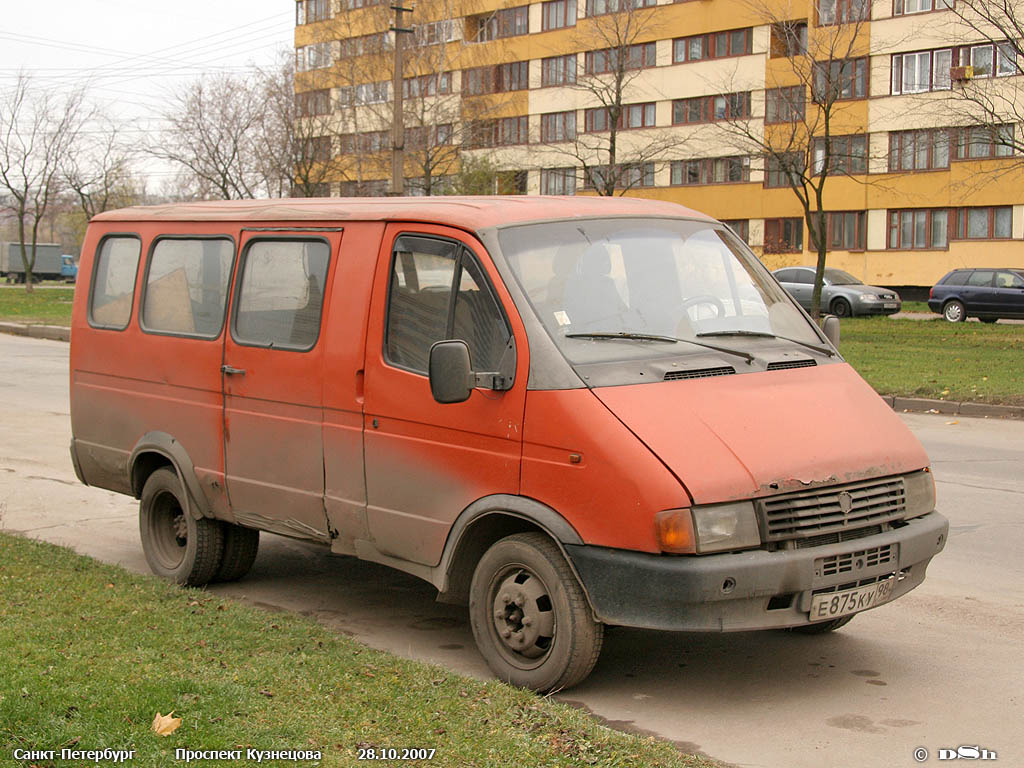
491,569,554,660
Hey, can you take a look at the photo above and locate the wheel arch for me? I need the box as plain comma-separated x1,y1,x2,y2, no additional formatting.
128,432,212,520
433,495,593,613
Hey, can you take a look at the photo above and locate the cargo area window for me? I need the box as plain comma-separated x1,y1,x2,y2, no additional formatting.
141,238,234,338
385,236,510,374
232,239,330,351
89,236,142,330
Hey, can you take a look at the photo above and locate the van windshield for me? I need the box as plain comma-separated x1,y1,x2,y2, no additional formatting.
499,218,821,364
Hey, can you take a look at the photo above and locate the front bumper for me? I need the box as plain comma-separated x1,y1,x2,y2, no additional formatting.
566,512,948,632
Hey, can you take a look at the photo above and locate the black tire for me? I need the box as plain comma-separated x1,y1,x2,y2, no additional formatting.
788,614,855,635
830,297,853,318
943,300,966,323
980,317,998,324
469,533,603,692
139,467,223,586
215,524,260,582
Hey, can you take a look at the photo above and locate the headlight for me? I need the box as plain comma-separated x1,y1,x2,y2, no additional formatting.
904,469,936,519
691,501,761,553
858,294,881,301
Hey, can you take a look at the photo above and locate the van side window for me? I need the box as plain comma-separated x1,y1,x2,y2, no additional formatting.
386,236,510,374
89,236,142,330
233,239,330,350
142,238,234,338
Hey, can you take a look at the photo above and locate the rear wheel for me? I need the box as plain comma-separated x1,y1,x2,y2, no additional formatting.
215,524,260,581
789,615,855,635
943,300,966,322
139,468,223,586
830,297,853,318
469,533,603,692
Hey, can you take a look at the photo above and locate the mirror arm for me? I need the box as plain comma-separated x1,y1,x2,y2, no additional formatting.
472,372,508,390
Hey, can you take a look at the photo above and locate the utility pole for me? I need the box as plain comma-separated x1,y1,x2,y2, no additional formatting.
390,4,414,196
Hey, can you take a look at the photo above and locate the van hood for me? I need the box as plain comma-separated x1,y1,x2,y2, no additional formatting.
592,363,929,505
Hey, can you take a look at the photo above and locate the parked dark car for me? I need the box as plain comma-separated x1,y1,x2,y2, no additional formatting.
928,268,1024,322
772,267,902,317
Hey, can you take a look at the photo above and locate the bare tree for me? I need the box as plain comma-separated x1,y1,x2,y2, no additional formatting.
0,73,91,291
541,2,677,195
715,5,875,318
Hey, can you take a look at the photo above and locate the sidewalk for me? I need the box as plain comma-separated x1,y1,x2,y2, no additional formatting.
1,320,1021,418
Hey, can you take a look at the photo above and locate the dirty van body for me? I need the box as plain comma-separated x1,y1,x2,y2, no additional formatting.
69,197,948,691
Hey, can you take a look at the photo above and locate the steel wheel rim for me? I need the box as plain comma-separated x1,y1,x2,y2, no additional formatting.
487,563,556,670
150,490,188,570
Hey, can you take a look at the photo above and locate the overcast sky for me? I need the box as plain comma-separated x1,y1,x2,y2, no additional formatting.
0,1,294,189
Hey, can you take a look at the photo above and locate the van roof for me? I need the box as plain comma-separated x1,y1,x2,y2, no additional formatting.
92,196,712,231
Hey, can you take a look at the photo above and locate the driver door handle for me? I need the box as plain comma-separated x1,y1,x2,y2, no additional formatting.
221,365,246,376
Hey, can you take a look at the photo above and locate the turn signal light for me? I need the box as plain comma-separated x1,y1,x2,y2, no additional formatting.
655,509,695,553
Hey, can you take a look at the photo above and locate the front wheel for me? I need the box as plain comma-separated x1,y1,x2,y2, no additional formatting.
830,297,853,318
139,467,223,586
469,533,603,692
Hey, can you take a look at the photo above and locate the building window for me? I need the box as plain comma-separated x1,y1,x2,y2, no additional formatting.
416,19,457,46
497,116,529,145
345,0,386,7
585,103,655,131
338,81,389,105
770,21,808,57
583,163,655,190
403,72,452,98
828,211,866,250
296,0,331,24
765,86,805,123
542,54,577,86
818,0,869,25
954,125,1016,159
311,135,332,163
887,209,949,249
889,128,951,170
585,42,657,74
891,49,953,93
406,124,454,149
764,218,804,253
670,156,750,185
996,42,1019,76
812,134,867,174
296,89,331,116
893,0,953,15
672,92,751,124
765,153,805,188
542,0,577,30
812,58,868,101
585,0,655,17
297,43,333,72
462,62,529,95
541,111,577,142
472,6,529,41
673,28,753,63
339,33,391,58
541,167,577,194
952,207,1013,239
722,220,749,243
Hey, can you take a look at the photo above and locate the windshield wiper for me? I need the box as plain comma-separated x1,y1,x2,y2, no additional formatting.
565,331,755,364
696,330,836,357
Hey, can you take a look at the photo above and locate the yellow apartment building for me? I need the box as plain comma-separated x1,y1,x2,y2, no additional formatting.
293,0,1024,290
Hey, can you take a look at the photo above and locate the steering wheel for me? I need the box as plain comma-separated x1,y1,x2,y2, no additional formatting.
680,294,726,318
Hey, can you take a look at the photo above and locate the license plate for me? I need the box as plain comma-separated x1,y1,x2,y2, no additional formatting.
809,578,895,620
884,303,898,309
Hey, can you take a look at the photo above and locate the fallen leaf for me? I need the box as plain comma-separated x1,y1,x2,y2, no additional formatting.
945,420,959,425
151,711,182,736
259,689,274,698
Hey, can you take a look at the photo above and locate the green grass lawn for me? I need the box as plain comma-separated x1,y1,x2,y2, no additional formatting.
841,316,1024,406
0,287,75,325
0,533,715,768
898,301,931,313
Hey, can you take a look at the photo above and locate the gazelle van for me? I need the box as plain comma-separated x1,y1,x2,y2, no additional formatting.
69,197,948,691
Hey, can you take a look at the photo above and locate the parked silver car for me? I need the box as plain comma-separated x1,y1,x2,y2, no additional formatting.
772,267,901,317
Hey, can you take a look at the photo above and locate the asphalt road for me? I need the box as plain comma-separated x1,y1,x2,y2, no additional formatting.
1,333,1021,768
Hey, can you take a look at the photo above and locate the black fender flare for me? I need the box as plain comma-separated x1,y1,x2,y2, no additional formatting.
432,494,594,613
128,431,212,520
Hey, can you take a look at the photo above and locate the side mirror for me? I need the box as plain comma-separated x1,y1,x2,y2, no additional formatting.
429,340,473,404
821,315,840,348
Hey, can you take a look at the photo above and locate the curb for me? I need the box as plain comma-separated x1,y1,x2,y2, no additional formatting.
0,322,70,342
0,323,1021,419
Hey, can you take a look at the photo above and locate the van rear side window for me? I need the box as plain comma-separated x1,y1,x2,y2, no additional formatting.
233,239,330,350
141,238,234,338
89,236,142,330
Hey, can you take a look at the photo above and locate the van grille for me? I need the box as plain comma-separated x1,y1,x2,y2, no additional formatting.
758,477,907,543
816,544,896,577
664,366,735,381
766,359,816,371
